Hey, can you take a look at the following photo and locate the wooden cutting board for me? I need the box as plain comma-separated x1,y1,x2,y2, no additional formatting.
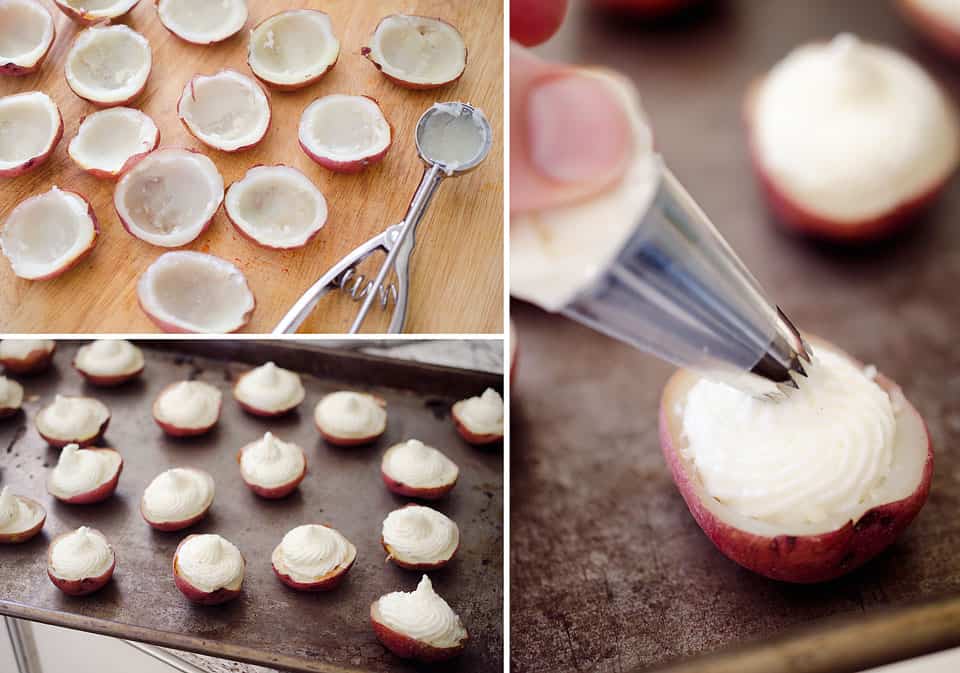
0,0,504,334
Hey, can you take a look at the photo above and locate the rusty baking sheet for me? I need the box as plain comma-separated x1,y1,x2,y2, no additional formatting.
511,1,960,672
0,341,503,673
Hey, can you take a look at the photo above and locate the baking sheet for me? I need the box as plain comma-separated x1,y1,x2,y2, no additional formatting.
0,341,503,673
511,1,960,671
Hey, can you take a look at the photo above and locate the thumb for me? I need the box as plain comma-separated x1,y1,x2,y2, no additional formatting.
510,45,634,214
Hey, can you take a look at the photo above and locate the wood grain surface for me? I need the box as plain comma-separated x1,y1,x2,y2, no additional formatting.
512,1,960,672
0,0,504,335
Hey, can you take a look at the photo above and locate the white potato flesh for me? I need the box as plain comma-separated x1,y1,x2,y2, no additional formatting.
65,25,151,105
115,149,223,247
69,107,157,175
178,70,269,151
369,16,466,86
0,92,60,172
226,166,327,249
158,0,247,44
0,0,54,68
138,252,254,333
1,188,95,280
248,10,339,86
299,95,390,161
57,0,139,19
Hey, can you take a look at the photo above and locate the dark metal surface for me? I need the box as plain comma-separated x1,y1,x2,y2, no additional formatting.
0,341,503,673
512,1,960,672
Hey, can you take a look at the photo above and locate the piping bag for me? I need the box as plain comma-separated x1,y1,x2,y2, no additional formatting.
511,74,811,399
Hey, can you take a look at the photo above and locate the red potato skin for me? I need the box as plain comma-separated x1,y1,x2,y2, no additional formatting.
899,0,960,60
154,0,246,45
177,72,271,152
173,536,243,605
248,11,339,91
1,344,55,375
745,84,956,243
371,603,466,662
511,0,567,46
47,529,115,595
381,471,456,500
300,101,393,173
382,536,459,571
224,180,325,251
236,446,307,499
17,191,99,281
151,387,221,437
0,108,63,178
70,119,160,180
273,556,355,592
0,405,20,418
54,0,139,26
0,6,55,77
0,497,45,544
73,359,143,387
451,407,503,446
362,16,466,90
39,416,110,449
141,502,210,531
659,362,934,584
49,449,123,504
317,394,386,446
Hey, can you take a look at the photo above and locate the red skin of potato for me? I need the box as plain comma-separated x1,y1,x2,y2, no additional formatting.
236,445,307,499
225,187,325,252
381,471,457,501
70,116,160,180
0,496,45,544
248,11,338,91
73,362,144,387
370,602,467,662
451,406,503,446
272,531,355,592
300,99,393,173
38,415,110,449
659,349,934,584
173,535,243,605
511,0,567,46
745,84,955,243
382,535,459,571
54,0,139,26
141,500,210,532
47,529,115,595
899,0,960,60
13,191,99,281
362,17,465,90
0,6,55,77
152,383,221,437
49,449,123,504
1,343,56,375
178,73,272,153
317,394,386,446
0,405,20,418
0,107,62,177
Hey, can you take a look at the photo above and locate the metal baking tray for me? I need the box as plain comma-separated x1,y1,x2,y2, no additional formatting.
512,1,960,671
0,341,503,673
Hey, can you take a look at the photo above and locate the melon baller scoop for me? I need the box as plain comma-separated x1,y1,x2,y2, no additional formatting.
274,102,493,335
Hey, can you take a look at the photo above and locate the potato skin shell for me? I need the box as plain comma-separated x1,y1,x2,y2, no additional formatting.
74,364,144,387
381,471,456,500
0,496,45,544
370,602,466,662
1,344,56,375
152,383,221,437
658,365,933,583
173,536,243,604
39,416,110,449
49,449,123,504
0,108,62,177
381,536,458,571
141,498,211,532
273,556,355,592
451,410,503,446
